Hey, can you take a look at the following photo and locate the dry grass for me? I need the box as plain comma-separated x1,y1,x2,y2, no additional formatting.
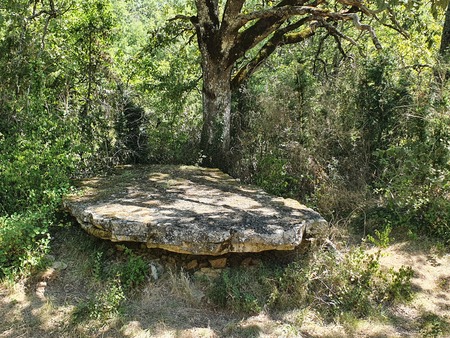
1,225,449,338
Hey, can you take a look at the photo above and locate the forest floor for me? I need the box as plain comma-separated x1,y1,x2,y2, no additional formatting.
1,225,449,338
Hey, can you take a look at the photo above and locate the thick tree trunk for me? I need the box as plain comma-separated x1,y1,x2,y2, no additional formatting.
440,5,450,57
194,0,234,170
200,59,233,169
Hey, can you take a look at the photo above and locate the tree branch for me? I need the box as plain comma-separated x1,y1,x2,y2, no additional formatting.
228,0,309,64
322,20,358,48
231,18,319,88
377,7,410,39
313,34,329,76
233,5,332,30
222,0,246,26
229,1,383,64
169,14,196,22
343,13,382,50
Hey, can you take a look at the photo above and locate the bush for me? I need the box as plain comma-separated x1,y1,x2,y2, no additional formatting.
73,246,147,320
209,265,281,314
0,207,55,279
209,247,413,319
74,277,126,320
114,247,148,290
89,246,148,290
302,248,413,318
373,109,450,243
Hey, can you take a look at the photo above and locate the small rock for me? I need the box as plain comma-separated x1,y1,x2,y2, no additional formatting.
40,268,56,281
40,261,67,281
52,261,68,270
194,268,222,280
149,264,159,280
209,257,227,269
149,260,164,280
36,281,47,300
185,259,198,270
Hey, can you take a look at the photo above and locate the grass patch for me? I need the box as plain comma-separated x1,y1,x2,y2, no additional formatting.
0,224,423,337
208,245,414,320
420,312,450,338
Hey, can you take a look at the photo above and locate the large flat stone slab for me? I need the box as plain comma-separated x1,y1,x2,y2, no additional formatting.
64,165,327,255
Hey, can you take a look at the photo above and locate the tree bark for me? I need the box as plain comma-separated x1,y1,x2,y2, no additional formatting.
194,0,234,170
440,4,450,57
200,60,233,169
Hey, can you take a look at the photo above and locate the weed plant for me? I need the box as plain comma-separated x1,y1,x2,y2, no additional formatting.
73,245,148,320
0,204,59,279
209,245,413,320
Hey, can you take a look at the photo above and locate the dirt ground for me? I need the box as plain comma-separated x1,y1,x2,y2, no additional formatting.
1,226,449,338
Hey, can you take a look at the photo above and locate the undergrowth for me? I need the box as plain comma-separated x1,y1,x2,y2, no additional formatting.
0,202,63,280
209,245,414,320
73,245,148,320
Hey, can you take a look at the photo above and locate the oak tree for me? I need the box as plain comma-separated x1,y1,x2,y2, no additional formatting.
177,0,384,169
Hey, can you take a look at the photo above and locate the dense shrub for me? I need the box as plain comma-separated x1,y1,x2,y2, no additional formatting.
209,247,413,318
73,246,148,320
0,206,57,278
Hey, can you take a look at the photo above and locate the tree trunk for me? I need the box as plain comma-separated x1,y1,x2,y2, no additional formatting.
200,58,233,170
194,0,234,170
440,4,450,57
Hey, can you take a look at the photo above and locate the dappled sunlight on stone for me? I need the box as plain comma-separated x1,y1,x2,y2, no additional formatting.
64,165,327,255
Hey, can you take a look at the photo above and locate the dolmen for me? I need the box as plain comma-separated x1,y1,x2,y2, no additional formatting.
64,165,327,256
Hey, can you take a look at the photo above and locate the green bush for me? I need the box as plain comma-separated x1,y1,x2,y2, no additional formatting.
74,277,126,321
0,109,81,215
254,155,299,197
209,265,281,314
209,247,413,319
73,247,147,320
114,248,148,290
88,246,148,290
0,207,54,278
372,110,450,243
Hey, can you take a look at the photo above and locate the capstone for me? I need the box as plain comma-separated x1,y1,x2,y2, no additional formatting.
64,165,327,255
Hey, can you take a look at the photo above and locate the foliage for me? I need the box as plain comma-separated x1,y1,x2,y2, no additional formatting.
232,23,450,243
114,247,148,290
0,0,449,286
73,246,147,320
209,265,281,314
299,249,413,317
0,118,80,214
90,246,148,290
132,17,202,165
366,224,393,248
209,247,413,318
0,206,54,279
420,312,450,338
74,277,126,320
367,62,450,242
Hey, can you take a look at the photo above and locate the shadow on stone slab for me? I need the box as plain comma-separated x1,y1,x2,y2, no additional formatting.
64,165,327,256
